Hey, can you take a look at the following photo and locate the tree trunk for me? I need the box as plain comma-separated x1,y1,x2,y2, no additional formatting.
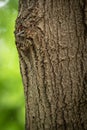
15,0,87,130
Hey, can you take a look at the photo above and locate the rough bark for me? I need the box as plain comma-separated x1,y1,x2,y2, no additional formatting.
15,0,87,130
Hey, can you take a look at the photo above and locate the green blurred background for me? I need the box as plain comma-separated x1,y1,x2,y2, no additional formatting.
0,0,25,130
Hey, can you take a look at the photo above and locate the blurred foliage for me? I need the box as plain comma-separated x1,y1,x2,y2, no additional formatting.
0,0,25,130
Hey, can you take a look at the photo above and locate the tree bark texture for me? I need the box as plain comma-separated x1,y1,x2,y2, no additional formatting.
15,0,87,130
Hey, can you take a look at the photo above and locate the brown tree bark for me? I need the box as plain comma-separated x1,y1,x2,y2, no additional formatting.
15,0,87,130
